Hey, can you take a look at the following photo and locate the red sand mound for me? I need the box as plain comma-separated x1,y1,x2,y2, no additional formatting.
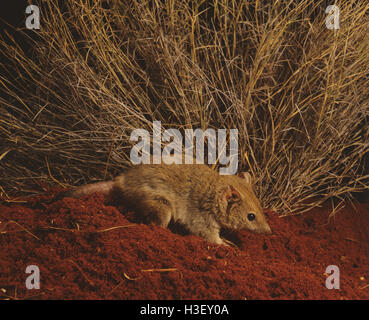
0,190,368,300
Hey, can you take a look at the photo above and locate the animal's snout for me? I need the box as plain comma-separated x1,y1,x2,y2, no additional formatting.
263,223,272,234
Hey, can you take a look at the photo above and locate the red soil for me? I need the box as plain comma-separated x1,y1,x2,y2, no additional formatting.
0,189,368,300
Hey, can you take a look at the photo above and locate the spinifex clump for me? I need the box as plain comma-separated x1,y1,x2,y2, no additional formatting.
0,0,368,215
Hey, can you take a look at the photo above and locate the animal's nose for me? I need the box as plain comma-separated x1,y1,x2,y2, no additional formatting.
264,224,272,234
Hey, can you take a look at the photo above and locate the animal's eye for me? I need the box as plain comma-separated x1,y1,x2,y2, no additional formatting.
247,213,256,221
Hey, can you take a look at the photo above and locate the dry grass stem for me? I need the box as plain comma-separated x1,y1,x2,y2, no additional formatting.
0,0,368,215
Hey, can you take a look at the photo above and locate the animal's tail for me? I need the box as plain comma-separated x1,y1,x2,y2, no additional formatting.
69,180,115,198
53,180,116,201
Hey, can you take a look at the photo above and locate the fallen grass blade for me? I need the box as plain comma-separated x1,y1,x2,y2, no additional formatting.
0,220,40,240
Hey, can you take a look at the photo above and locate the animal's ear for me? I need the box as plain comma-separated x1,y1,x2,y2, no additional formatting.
222,185,241,205
239,172,252,184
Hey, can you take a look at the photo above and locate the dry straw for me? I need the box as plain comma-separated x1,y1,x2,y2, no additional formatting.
0,0,368,215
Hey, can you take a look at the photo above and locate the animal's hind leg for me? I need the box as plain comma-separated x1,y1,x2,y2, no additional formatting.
140,197,172,228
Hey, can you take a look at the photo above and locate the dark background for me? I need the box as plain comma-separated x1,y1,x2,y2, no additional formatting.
0,1,34,80
0,0,31,41
0,1,368,202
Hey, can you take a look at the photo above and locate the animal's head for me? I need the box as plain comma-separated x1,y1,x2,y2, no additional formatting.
216,172,271,234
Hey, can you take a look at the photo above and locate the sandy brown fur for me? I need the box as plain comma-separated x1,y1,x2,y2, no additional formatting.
65,163,271,244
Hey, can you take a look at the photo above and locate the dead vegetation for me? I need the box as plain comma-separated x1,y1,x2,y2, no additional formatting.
0,0,368,214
